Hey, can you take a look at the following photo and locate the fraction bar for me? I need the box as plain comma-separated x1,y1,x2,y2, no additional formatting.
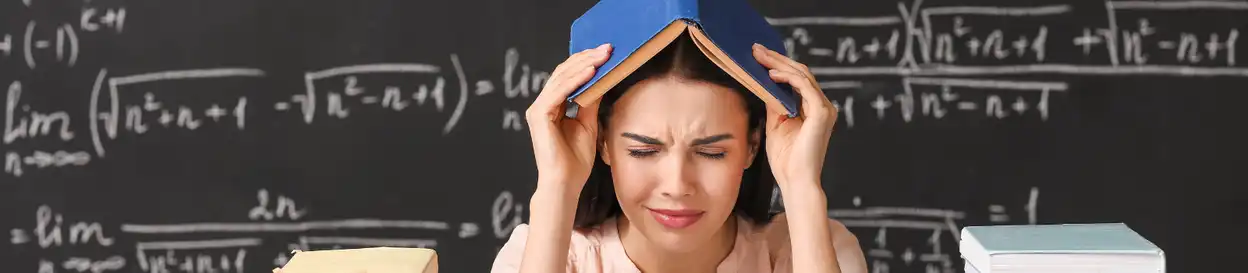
830,207,967,219
121,219,450,234
809,64,1248,77
906,77,1069,91
135,238,262,250
302,236,437,248
111,68,266,86
1110,1,1248,10
765,16,903,26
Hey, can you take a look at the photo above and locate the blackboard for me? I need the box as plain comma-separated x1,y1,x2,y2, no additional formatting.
1,0,1241,272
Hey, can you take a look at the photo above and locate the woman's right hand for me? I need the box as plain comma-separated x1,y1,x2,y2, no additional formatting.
526,43,612,191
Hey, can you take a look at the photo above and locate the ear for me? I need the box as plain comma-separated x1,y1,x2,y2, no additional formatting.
745,128,762,168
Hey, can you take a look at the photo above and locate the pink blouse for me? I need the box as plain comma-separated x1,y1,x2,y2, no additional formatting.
490,215,847,273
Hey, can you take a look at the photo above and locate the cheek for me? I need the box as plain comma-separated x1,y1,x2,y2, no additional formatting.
693,160,745,206
609,157,656,206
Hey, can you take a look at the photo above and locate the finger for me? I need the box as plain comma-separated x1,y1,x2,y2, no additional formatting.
531,45,610,111
553,44,613,85
528,65,595,123
574,87,604,132
755,45,826,103
760,45,817,81
548,44,607,84
769,69,831,121
752,43,801,74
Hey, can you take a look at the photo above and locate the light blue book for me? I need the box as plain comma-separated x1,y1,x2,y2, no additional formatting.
959,223,1165,273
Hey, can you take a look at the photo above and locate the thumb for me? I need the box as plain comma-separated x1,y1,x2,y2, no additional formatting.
574,97,604,135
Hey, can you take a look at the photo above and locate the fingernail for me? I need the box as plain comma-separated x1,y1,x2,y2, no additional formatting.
768,69,778,75
752,43,762,50
598,43,610,50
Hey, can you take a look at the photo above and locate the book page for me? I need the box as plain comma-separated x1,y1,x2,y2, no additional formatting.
685,26,787,114
573,21,690,107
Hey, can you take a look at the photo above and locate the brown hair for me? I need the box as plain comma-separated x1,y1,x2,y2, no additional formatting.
572,33,776,229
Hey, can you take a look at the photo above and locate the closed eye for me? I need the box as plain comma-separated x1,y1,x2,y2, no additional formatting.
697,147,726,160
698,151,726,159
628,149,659,158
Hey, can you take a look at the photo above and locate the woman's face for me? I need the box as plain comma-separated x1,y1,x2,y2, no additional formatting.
601,75,758,253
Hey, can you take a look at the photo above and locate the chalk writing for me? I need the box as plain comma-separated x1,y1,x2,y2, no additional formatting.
248,189,308,221
492,190,524,239
8,205,116,248
820,77,1061,129
834,187,1041,273
768,1,1247,76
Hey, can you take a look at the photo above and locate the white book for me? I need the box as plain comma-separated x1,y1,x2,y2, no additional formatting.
959,223,1164,273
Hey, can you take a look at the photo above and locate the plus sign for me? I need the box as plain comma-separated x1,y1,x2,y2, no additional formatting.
871,94,891,119
862,38,881,58
1206,33,1225,59
966,38,982,56
204,104,227,121
159,111,174,126
1072,28,1102,55
1012,36,1029,56
1013,96,1028,114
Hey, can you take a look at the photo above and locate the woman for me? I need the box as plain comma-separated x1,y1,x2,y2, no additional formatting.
492,33,867,273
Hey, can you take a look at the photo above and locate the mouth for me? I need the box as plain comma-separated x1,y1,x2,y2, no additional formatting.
647,208,705,229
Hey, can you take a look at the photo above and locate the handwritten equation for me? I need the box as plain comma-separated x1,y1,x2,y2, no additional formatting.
8,189,525,273
830,187,1040,273
3,47,548,177
1,0,125,69
821,77,1061,128
770,1,1245,76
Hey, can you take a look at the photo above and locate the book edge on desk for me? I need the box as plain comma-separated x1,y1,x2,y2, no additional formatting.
961,223,1164,253
280,247,439,273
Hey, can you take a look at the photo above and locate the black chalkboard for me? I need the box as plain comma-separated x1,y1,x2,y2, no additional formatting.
1,0,1241,272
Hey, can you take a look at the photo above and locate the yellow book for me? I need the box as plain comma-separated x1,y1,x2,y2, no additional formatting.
278,247,439,273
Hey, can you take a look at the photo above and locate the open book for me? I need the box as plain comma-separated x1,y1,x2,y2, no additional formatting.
567,0,800,117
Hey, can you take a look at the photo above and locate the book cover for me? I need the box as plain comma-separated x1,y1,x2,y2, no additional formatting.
568,0,800,117
961,223,1164,255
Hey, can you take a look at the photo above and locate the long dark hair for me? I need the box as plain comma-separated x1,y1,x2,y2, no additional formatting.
572,33,777,229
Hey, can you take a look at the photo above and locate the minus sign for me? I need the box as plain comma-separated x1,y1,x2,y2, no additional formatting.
34,41,49,48
361,96,379,104
274,102,289,110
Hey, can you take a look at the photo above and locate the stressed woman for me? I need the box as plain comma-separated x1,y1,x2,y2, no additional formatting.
491,34,867,273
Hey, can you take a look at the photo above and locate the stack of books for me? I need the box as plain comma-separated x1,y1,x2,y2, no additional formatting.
960,223,1165,273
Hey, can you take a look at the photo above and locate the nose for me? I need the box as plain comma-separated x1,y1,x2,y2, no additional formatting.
658,153,696,198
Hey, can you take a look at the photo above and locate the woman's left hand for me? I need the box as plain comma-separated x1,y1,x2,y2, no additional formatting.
752,43,838,189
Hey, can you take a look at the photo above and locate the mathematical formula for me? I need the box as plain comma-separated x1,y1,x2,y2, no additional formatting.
828,188,1040,273
8,189,523,273
3,46,548,177
6,1,1246,179
770,0,1246,76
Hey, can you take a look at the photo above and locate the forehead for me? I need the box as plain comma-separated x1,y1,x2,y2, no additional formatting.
607,76,749,137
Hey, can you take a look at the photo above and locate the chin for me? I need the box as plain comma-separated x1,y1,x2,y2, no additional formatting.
638,212,729,253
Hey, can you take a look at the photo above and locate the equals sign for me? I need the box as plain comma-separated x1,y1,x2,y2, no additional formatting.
989,204,1009,223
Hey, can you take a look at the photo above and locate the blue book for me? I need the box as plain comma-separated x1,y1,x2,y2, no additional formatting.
567,0,800,117
960,223,1165,273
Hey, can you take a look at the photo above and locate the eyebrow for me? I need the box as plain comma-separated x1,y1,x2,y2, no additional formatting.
621,132,663,145
620,132,734,146
692,134,734,146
